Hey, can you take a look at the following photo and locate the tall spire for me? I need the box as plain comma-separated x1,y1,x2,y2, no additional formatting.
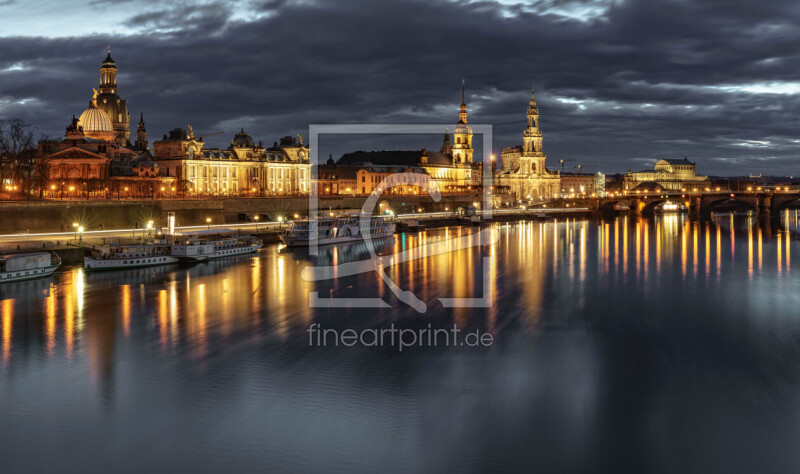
458,79,468,124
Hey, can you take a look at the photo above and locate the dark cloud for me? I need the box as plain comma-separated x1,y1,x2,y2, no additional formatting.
1,0,800,175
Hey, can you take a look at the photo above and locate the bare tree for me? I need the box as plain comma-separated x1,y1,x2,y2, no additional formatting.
0,119,37,199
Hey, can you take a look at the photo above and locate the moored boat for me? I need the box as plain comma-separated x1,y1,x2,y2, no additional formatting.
168,229,263,261
84,243,178,271
280,215,395,247
0,251,61,283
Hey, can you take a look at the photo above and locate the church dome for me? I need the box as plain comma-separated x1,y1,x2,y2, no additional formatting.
231,129,255,148
78,101,115,141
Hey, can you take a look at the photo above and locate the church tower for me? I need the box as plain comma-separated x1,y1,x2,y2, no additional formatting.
135,113,148,151
95,47,131,146
452,79,473,165
520,87,545,175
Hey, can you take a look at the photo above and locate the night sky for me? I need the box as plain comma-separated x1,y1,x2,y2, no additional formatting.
2,0,800,175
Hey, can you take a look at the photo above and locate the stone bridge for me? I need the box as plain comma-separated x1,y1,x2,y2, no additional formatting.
585,190,800,217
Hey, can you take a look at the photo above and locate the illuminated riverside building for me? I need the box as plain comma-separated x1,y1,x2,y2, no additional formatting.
330,81,480,194
560,171,606,197
624,157,709,192
38,51,310,198
312,161,431,196
496,87,561,202
152,130,310,196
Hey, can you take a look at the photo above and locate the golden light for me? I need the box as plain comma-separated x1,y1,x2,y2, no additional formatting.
68,186,75,191
50,185,56,190
277,216,284,223
747,187,752,191
77,226,84,233
293,213,299,219
72,222,78,228
171,187,175,191
160,187,165,191
206,217,211,223
254,215,259,221
124,187,129,191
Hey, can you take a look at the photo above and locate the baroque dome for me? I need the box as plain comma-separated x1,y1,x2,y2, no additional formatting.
78,101,115,141
231,129,255,148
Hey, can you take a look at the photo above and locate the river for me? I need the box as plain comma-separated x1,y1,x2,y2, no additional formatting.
1,213,800,473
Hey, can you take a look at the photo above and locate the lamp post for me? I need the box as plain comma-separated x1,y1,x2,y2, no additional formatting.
254,214,259,232
146,220,153,243
72,222,78,241
206,217,211,230
77,226,84,244
277,216,284,230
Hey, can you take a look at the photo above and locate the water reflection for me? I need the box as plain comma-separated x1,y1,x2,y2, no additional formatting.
0,213,799,472
1,213,797,371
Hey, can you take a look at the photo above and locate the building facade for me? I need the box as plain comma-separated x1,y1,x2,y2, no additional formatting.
496,88,560,202
559,172,606,197
330,81,480,194
624,158,708,191
152,129,311,196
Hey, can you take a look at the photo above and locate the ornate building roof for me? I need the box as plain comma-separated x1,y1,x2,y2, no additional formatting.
231,129,255,148
78,99,115,141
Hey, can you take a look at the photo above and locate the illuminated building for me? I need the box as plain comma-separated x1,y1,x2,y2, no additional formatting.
624,158,708,191
560,172,605,197
332,81,479,194
78,48,131,146
496,87,560,202
152,129,310,196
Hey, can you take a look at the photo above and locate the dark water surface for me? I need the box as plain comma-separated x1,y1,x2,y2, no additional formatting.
2,213,800,473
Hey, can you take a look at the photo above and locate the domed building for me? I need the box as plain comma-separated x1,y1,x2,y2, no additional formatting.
78,95,115,142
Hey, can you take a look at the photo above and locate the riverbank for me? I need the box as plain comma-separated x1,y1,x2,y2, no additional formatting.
0,209,593,266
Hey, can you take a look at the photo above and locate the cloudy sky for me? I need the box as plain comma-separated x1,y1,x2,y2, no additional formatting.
1,0,800,175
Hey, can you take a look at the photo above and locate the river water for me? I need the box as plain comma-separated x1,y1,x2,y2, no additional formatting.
2,213,800,473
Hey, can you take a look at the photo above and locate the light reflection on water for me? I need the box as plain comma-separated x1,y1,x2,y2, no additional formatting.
1,212,800,472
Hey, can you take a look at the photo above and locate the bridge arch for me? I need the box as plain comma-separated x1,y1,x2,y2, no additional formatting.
703,198,757,215
771,197,800,217
640,198,674,216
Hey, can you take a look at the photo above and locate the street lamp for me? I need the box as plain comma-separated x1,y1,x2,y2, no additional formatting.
206,217,211,230
277,216,284,230
77,226,84,244
254,214,259,231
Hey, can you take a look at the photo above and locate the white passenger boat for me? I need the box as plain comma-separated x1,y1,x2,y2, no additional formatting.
169,229,263,261
84,243,178,271
0,251,61,283
280,215,396,247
